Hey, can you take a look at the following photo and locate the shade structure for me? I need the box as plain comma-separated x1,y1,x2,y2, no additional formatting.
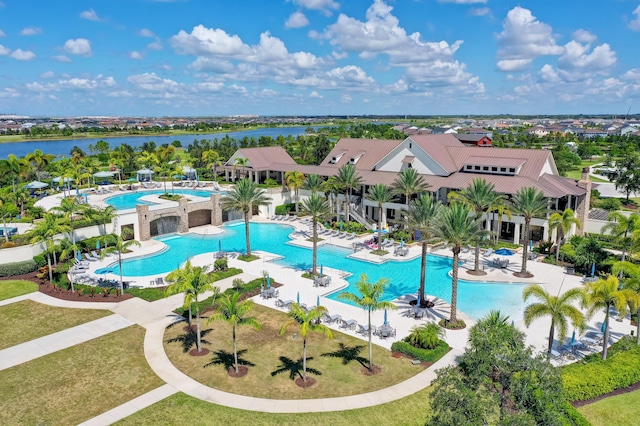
52,177,74,183
182,166,198,180
317,295,320,307
96,239,101,250
297,291,300,304
24,181,48,189
601,320,607,333
571,330,576,345
93,171,115,178
136,169,153,182
267,275,271,289
591,262,596,277
384,308,388,325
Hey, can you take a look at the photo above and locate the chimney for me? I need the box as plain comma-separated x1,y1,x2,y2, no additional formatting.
575,167,591,236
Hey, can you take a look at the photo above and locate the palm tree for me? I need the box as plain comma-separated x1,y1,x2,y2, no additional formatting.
52,197,83,267
584,276,637,360
406,322,445,350
322,176,341,217
392,168,429,212
301,193,330,275
58,237,81,292
279,304,333,383
338,274,396,371
335,164,362,223
434,203,483,325
164,261,217,354
207,292,261,373
522,284,586,356
492,203,513,245
28,213,71,283
26,149,54,181
202,149,223,181
448,178,503,275
510,187,547,278
612,261,640,344
220,178,271,256
405,194,444,306
101,228,142,296
83,205,117,237
233,157,248,181
602,212,640,267
0,154,28,203
284,170,306,213
303,174,324,195
367,183,393,248
548,208,582,262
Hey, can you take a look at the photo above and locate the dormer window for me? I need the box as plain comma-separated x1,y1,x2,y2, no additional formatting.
329,151,347,164
349,151,365,165
462,156,525,176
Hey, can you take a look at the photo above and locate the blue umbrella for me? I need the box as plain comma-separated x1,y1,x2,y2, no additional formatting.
320,265,323,276
317,295,320,307
384,308,388,325
417,292,421,307
400,239,404,248
267,275,271,289
218,240,222,252
297,291,300,304
77,251,82,261
76,187,80,196
529,240,533,251
601,320,607,333
339,221,343,231
591,262,596,277
571,330,576,345
96,239,100,250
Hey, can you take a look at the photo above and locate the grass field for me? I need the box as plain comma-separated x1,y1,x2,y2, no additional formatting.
0,325,163,425
117,388,433,426
164,304,428,399
0,300,110,350
0,279,38,300
577,389,640,426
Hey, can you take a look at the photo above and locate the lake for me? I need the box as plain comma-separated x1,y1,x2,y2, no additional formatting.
0,126,314,159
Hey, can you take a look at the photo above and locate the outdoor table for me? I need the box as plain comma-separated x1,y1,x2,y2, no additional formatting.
262,288,276,299
378,324,393,338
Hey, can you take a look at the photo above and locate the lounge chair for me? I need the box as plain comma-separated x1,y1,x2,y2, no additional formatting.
213,181,222,191
91,250,102,260
270,214,276,220
340,319,357,330
322,313,342,324
332,229,340,237
84,253,97,262
357,324,375,335
338,231,347,238
461,245,471,253
276,215,283,220
155,277,167,286
385,238,394,247
483,248,494,257
290,214,297,221
283,214,290,221
347,232,356,240
380,238,389,247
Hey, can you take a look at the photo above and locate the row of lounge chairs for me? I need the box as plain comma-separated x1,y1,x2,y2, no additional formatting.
82,251,103,262
270,214,298,221
313,226,356,240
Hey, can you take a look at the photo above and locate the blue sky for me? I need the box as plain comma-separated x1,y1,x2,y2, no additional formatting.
1,0,640,117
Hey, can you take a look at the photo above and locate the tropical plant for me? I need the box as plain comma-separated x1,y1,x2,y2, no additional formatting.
284,170,306,213
391,168,429,211
322,175,341,216
27,213,71,283
448,178,503,275
492,203,513,245
202,149,223,181
367,183,393,248
165,261,217,354
548,208,582,262
406,322,445,350
301,193,330,275
233,157,248,181
338,274,396,371
335,164,362,223
25,149,55,181
207,292,261,374
612,261,640,344
584,276,637,359
602,212,640,267
510,187,547,277
0,154,28,202
303,174,324,195
220,178,271,256
101,227,142,296
279,304,333,383
434,203,483,325
522,284,586,356
404,194,444,306
51,197,83,259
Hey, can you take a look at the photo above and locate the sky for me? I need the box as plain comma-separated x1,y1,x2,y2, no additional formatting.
1,0,640,117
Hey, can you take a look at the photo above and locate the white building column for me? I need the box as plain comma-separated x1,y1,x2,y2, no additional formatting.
513,223,521,244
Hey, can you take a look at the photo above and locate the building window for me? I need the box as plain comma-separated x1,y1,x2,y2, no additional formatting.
474,166,480,170
509,168,516,173
500,167,506,172
409,143,412,149
408,163,412,168
491,167,497,171
483,166,489,171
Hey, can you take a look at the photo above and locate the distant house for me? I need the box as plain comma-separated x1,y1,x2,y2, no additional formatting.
455,134,492,147
431,127,457,135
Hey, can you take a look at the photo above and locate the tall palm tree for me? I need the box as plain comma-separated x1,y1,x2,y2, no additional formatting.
164,261,217,354
101,228,142,296
57,237,81,292
322,175,341,217
0,154,28,202
435,203,483,325
602,212,640,267
392,168,430,212
522,284,586,357
52,197,83,265
26,149,55,181
449,178,503,275
301,193,330,275
549,208,582,262
303,174,324,195
338,274,396,371
405,194,444,306
279,304,333,383
28,213,71,283
612,261,640,344
510,187,547,278
492,203,513,245
82,205,117,237
207,292,261,373
335,164,362,223
220,178,271,256
233,157,248,181
202,149,223,181
284,170,306,213
584,276,637,360
367,183,393,248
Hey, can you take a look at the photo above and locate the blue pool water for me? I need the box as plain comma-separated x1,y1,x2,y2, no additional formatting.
105,189,220,210
112,222,526,320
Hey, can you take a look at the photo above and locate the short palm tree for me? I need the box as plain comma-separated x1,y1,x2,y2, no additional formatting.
220,178,271,256
233,157,247,181
549,208,582,262
492,203,513,244
101,227,142,296
392,168,429,212
52,197,83,261
322,175,341,217
284,170,306,213
603,212,640,266
165,261,217,354
612,261,640,344
303,174,324,195
448,178,503,275
406,322,445,350
335,164,362,223
338,274,396,371
405,194,444,306
510,187,547,278
207,292,261,374
584,276,637,360
279,304,333,383
367,183,393,248
301,193,330,275
28,213,71,283
522,284,586,356
434,203,483,325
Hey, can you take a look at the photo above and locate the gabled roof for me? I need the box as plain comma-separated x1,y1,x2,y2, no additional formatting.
447,146,554,179
462,156,525,169
408,134,464,174
320,138,402,171
231,146,297,170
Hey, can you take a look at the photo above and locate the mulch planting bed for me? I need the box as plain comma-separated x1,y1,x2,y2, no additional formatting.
572,380,640,407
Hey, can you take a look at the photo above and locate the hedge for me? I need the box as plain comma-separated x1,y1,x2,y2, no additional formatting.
275,203,295,215
0,260,38,277
562,337,640,401
560,401,592,426
391,340,450,363
126,287,166,302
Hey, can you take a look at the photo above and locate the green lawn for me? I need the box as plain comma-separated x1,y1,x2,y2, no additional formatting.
0,300,111,350
578,389,640,426
0,279,38,300
117,388,433,426
0,325,164,425
164,304,428,399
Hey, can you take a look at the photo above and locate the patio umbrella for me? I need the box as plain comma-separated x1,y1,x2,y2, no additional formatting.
297,291,300,304
384,308,388,325
24,181,48,189
400,239,404,248
218,240,222,253
76,187,80,196
127,177,137,182
339,221,343,231
267,275,271,288
96,239,100,250
317,295,320,307
571,330,576,345
417,292,421,307
601,320,607,333
320,264,323,276
529,240,533,251
591,262,596,277
77,251,82,261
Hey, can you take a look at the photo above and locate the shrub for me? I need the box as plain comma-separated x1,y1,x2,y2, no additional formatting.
598,197,622,211
1,241,16,249
406,323,445,350
560,400,592,426
126,287,165,302
232,278,245,291
213,257,228,272
389,229,411,243
0,260,38,277
264,178,278,186
391,340,449,363
275,203,295,215
536,240,554,254
33,253,48,268
344,221,367,233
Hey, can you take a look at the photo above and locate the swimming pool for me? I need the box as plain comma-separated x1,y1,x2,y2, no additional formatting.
112,222,526,320
105,189,220,210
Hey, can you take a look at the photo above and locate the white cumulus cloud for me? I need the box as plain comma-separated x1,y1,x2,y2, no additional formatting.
0,43,10,55
0,29,5,37
20,27,42,36
80,9,100,21
438,0,487,3
285,11,310,28
11,49,36,60
52,55,71,62
309,90,322,98
40,71,55,78
64,38,92,57
290,0,339,16
129,50,144,60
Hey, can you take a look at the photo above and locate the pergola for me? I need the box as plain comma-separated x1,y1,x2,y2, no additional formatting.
136,169,154,182
93,171,115,185
183,166,198,181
